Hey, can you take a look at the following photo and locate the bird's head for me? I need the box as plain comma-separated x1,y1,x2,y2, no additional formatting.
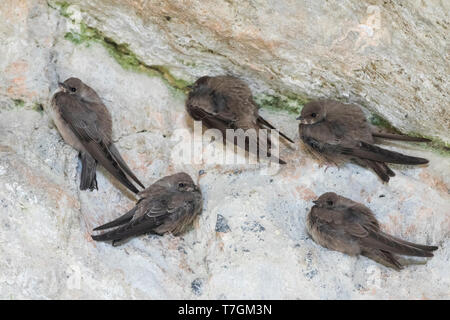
58,77,99,102
186,76,210,92
296,101,326,125
165,172,200,193
58,77,83,94
312,192,339,209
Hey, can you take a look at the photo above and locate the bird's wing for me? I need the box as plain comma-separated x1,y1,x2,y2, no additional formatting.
91,196,171,241
312,207,368,238
91,192,196,241
344,206,436,257
301,135,428,165
211,76,254,101
360,229,436,257
82,100,113,138
93,205,139,231
309,207,368,256
158,192,199,235
325,102,373,143
338,141,429,165
362,248,403,270
83,100,144,189
107,143,145,189
345,204,380,230
57,94,140,193
58,94,102,143
187,90,238,132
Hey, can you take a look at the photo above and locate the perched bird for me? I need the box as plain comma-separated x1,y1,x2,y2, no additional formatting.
50,77,144,193
186,75,294,164
306,192,438,270
297,100,430,182
91,172,202,246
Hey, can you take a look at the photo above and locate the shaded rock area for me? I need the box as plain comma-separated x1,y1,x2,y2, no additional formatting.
0,0,449,299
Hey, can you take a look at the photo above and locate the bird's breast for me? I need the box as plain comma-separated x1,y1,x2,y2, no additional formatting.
49,100,86,152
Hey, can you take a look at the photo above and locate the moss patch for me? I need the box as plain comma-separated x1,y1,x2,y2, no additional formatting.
54,1,72,18
255,93,308,115
51,1,191,94
369,113,396,131
13,99,25,107
64,25,192,94
10,98,44,114
33,103,44,114
63,23,95,45
414,136,450,157
369,113,450,156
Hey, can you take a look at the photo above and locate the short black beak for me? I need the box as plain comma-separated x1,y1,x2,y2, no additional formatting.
312,200,318,205
186,84,194,90
296,115,303,121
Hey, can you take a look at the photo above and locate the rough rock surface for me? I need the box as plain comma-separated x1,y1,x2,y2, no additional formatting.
49,0,450,144
0,0,449,299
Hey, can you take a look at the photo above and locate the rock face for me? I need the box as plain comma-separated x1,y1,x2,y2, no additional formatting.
0,0,449,299
52,0,450,144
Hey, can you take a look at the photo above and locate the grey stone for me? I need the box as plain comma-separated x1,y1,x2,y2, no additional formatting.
215,214,231,233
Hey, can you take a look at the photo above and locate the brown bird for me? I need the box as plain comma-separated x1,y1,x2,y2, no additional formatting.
91,172,202,246
186,75,294,164
50,77,144,193
306,192,438,270
297,100,430,182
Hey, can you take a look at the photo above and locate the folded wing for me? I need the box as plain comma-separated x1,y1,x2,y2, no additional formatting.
58,95,142,194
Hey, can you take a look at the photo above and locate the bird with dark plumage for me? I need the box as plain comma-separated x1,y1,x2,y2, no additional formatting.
306,192,438,270
186,75,294,164
297,100,430,182
50,77,144,194
91,172,202,246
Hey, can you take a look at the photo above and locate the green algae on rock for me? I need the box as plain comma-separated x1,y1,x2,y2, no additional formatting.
13,99,25,107
51,2,191,94
254,93,308,115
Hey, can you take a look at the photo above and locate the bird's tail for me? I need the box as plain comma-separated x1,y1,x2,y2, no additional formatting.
363,160,395,183
372,132,430,143
362,229,437,258
382,232,438,254
85,140,141,194
91,231,119,242
256,131,287,165
92,214,162,243
257,116,295,144
340,141,429,165
93,206,138,231
108,144,145,189
80,152,98,191
362,249,403,270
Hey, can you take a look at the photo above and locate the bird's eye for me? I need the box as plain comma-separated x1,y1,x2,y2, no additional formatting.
178,182,186,188
70,87,77,92
311,113,317,118
326,200,333,206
